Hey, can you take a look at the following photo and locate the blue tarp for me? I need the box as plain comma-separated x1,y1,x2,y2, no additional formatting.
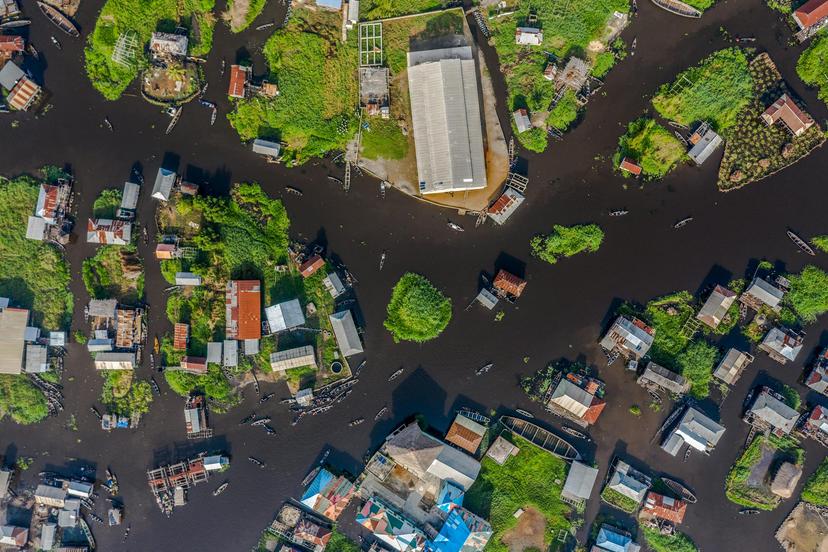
596,527,632,552
301,469,334,503
427,509,469,552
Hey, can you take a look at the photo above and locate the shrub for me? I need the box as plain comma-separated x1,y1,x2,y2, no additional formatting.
0,375,49,424
802,457,828,506
811,235,828,253
92,188,123,218
546,91,580,132
787,265,828,322
530,224,604,264
641,526,698,552
797,32,828,104
676,340,718,398
384,273,452,343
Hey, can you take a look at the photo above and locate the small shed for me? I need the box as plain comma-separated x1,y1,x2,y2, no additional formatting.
94,352,136,370
299,255,325,278
223,339,238,367
619,157,642,176
252,138,281,158
713,348,753,385
512,109,532,133
180,356,208,374
487,187,525,225
475,288,499,310
244,338,259,355
175,272,202,286
173,323,189,350
152,168,176,201
445,414,487,454
120,181,140,211
323,272,346,298
25,216,46,241
637,362,690,395
687,124,723,166
771,462,803,498
265,299,306,333
24,344,48,373
493,269,526,298
515,27,543,46
228,64,251,99
269,345,317,372
561,461,599,505
206,342,223,364
88,298,117,319
696,285,736,329
485,435,519,465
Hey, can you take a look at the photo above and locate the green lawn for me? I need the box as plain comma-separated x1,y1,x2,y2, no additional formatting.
100,371,153,416
464,433,574,552
641,526,698,552
362,118,409,160
614,118,686,179
82,246,144,304
530,224,604,264
85,0,217,100
725,435,804,510
797,31,828,106
227,7,359,165
600,486,641,513
802,457,828,506
361,0,449,18
384,273,452,343
0,175,73,329
652,48,753,135
643,292,695,362
675,340,718,398
0,375,49,425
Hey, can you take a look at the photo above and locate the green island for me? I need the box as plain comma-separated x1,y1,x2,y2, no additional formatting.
223,0,267,32
384,273,452,343
797,31,828,105
802,457,828,506
641,526,698,552
84,0,216,100
0,173,73,425
485,0,629,152
614,118,686,179
725,433,804,510
786,265,828,323
530,224,604,264
361,0,450,18
465,433,576,552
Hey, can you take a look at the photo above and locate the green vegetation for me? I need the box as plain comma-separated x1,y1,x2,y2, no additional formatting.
0,175,73,329
780,384,801,410
465,433,574,552
384,273,452,343
641,526,698,552
652,48,753,134
725,434,804,510
802,457,828,506
546,91,580,132
322,531,361,552
530,224,604,264
15,457,33,471
629,405,641,416
486,0,628,150
676,340,718,399
227,7,358,165
85,0,217,99
361,0,449,18
643,292,694,361
165,363,235,408
93,188,123,218
224,0,266,32
797,31,828,105
362,118,409,160
0,375,49,424
811,235,828,253
600,486,640,513
100,371,153,416
614,118,685,179
82,246,144,304
787,265,828,322
718,53,826,190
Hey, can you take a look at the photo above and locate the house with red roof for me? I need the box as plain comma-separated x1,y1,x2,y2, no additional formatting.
619,157,642,176
299,254,325,279
761,94,815,137
228,64,250,99
793,0,828,32
641,491,687,524
547,372,606,426
225,280,261,340
492,269,527,299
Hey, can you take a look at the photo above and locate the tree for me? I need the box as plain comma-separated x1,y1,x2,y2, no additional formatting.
676,340,718,398
384,273,452,343
530,224,604,264
787,265,828,322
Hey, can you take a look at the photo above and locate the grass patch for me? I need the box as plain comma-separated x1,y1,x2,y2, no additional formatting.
0,375,50,425
227,7,358,165
614,118,686,179
600,486,640,513
464,433,574,552
165,363,236,406
643,291,695,362
546,90,580,132
797,31,828,106
384,273,452,343
530,224,604,264
0,175,73,329
361,0,449,18
802,457,828,506
675,340,718,399
787,265,828,323
486,0,629,151
84,0,217,100
362,118,408,160
725,434,804,510
100,371,153,416
652,48,753,135
224,0,266,32
641,526,698,552
82,245,144,304
93,188,123,218
811,235,828,253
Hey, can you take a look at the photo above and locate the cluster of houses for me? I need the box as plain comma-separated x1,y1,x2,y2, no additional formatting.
24,177,73,244
0,59,42,113
86,177,144,246
0,297,66,378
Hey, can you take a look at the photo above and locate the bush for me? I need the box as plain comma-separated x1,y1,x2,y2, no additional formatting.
384,273,452,343
530,224,603,264
652,48,753,134
811,235,828,253
546,91,580,132
676,340,718,398
601,486,640,513
641,526,698,552
802,457,828,506
614,118,686,179
92,188,123,218
0,375,49,424
797,32,828,104
787,265,828,322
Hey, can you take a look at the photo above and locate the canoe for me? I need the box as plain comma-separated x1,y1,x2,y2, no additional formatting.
500,415,581,461
661,476,697,503
0,18,30,29
37,2,80,37
650,0,701,18
787,230,816,256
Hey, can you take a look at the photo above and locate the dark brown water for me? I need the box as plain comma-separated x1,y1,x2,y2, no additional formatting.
1,0,827,550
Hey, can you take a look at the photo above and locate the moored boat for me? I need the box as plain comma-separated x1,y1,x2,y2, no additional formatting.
248,456,265,468
374,406,388,420
212,481,228,496
650,0,701,18
500,415,580,461
80,518,96,549
673,217,693,229
447,221,464,232
739,508,760,515
515,408,534,418
475,362,493,376
165,106,181,135
348,417,364,427
609,209,628,217
0,19,31,29
37,2,80,37
285,186,303,196
561,426,590,441
387,368,403,382
787,230,816,256
661,476,697,503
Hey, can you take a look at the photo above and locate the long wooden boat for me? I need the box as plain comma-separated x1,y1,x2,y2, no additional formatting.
37,2,80,37
787,230,816,256
661,476,697,503
650,0,701,18
80,517,96,549
0,18,30,29
500,415,581,461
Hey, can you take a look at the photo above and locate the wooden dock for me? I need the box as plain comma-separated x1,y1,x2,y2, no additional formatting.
500,415,581,461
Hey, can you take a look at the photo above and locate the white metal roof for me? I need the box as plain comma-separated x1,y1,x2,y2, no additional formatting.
0,307,28,375
329,310,363,356
265,299,305,333
120,181,140,210
25,216,46,241
152,168,176,201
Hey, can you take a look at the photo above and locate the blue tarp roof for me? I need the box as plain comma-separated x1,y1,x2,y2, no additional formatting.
427,509,470,552
596,527,631,552
301,468,334,502
436,480,464,512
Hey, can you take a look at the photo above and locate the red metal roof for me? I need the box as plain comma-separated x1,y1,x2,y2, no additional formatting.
155,243,177,259
225,280,261,340
493,269,527,298
761,94,814,136
619,157,642,176
0,35,24,52
582,397,606,425
299,255,325,278
228,65,249,99
487,191,515,214
38,184,60,220
173,323,189,350
795,0,828,28
643,492,687,523
180,356,208,374
8,76,40,111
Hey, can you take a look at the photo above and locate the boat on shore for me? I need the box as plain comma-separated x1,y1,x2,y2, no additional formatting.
787,230,815,256
500,415,581,461
661,477,697,503
212,482,228,496
37,2,80,37
650,0,701,18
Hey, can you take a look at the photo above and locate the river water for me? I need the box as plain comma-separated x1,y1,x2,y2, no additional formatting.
1,0,827,550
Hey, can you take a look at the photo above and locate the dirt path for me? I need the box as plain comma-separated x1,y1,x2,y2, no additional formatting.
502,507,547,552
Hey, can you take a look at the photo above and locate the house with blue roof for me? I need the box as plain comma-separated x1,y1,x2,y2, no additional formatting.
436,480,465,513
592,524,641,552
426,508,492,552
300,468,355,521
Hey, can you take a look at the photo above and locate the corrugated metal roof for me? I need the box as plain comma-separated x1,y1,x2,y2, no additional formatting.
0,307,27,375
0,60,24,90
329,310,363,357
561,461,598,501
265,299,305,333
152,168,176,201
120,181,140,210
